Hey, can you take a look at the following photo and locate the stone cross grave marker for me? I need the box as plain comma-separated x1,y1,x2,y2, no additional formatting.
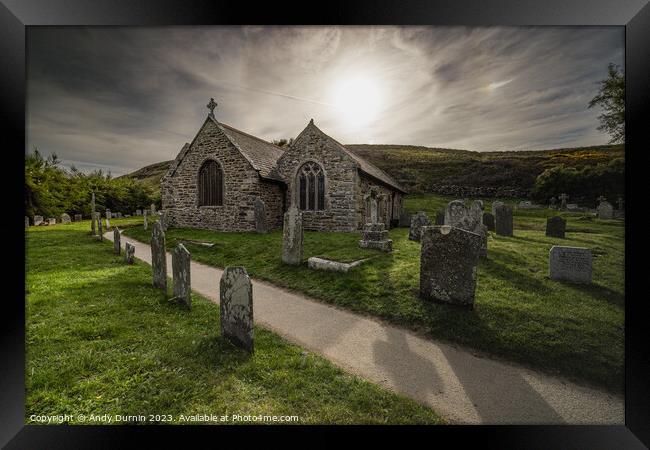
559,193,569,210
113,227,121,255
549,246,592,283
282,206,303,265
172,243,191,309
420,225,482,308
124,242,135,264
220,266,254,352
34,215,43,226
545,216,566,238
254,197,267,233
151,221,167,292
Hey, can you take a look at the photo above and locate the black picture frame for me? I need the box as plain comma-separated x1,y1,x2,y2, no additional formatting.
3,0,649,447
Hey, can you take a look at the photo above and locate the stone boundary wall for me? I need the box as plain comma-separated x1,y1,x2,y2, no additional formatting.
429,184,529,198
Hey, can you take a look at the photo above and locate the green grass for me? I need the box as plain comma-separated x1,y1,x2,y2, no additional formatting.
124,194,624,392
25,221,443,425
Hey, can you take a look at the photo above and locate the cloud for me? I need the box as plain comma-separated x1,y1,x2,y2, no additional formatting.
27,26,624,175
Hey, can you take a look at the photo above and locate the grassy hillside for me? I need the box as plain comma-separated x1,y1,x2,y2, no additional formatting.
123,144,624,197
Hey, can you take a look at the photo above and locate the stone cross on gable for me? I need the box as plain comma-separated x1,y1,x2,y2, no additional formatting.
597,195,607,204
207,97,218,118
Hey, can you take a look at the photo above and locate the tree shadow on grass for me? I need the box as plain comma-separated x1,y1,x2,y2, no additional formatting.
553,280,624,308
480,252,550,295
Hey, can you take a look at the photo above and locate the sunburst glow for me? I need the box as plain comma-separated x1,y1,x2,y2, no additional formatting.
331,77,383,128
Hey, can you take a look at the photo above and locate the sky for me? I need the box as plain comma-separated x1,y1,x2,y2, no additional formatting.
26,26,624,176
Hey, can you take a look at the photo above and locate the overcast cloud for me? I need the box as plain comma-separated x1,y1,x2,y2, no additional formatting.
26,26,624,176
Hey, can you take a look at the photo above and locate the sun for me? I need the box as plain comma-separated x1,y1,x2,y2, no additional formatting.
331,77,383,128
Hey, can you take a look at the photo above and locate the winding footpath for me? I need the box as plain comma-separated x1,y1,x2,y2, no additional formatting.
106,231,623,424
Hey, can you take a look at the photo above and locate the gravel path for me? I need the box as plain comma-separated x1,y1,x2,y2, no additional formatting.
107,231,624,424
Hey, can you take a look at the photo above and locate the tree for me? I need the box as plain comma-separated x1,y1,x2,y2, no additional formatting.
588,63,624,144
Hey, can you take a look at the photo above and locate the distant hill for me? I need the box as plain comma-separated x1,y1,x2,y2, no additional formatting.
121,144,624,197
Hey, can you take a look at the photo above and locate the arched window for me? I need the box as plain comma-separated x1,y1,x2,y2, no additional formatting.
297,161,325,211
198,160,223,206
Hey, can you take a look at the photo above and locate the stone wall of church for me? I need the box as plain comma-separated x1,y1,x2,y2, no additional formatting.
161,119,284,231
357,176,404,229
274,123,359,232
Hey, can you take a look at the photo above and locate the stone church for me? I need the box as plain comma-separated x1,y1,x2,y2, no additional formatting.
161,99,407,232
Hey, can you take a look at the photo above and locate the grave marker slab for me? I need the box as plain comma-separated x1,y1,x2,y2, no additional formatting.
483,212,495,231
597,201,614,219
494,203,513,237
96,212,103,240
25,216,29,228
34,215,43,226
74,214,82,222
105,210,111,229
91,192,96,234
113,228,121,255
125,242,135,264
48,218,56,225
220,266,254,352
546,216,566,238
143,210,148,230
409,211,431,242
549,246,592,283
445,200,487,257
172,243,191,309
151,221,167,292
282,206,303,265
60,213,71,224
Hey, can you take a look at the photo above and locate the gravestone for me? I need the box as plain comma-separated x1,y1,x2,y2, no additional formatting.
96,212,103,240
445,200,487,257
135,209,142,216
549,197,557,209
151,203,156,215
151,221,167,292
220,266,254,352
399,210,411,228
91,192,96,235
419,225,482,307
558,193,569,210
48,218,56,225
483,212,495,231
494,203,513,237
491,201,503,215
60,213,71,224
282,206,303,265
105,209,111,229
358,223,393,252
549,246,592,283
566,203,579,211
33,215,43,226
518,200,533,209
117,212,123,218
143,210,148,230
124,242,135,264
435,210,445,226
546,216,566,238
597,201,614,219
113,227,121,255
409,212,431,242
25,216,29,228
254,197,267,233
74,214,82,222
172,243,191,309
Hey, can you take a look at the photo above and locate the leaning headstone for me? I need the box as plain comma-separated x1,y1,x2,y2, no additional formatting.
220,266,254,352
91,192,96,235
597,201,614,220
483,212,495,231
172,243,191,309
113,227,121,255
545,216,566,238
105,209,111,229
409,211,431,242
494,203,513,237
60,213,71,224
124,242,135,264
549,246,592,283
143,210,148,230
25,216,29,228
33,215,43,226
399,210,411,228
74,214,82,222
96,212,103,240
151,221,167,292
254,197,267,233
282,206,303,265
48,218,56,225
419,226,482,308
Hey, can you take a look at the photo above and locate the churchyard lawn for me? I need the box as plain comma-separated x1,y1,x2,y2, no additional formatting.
25,222,444,424
124,194,625,393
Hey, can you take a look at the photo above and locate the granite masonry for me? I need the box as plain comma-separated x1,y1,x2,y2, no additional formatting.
220,266,254,352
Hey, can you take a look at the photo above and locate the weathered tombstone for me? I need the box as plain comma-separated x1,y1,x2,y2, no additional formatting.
151,221,167,292
117,212,123,218
549,197,557,209
491,201,504,216
48,218,56,225
220,266,254,352
445,200,487,257
172,243,191,309
435,210,445,226
549,246,592,283
282,206,303,265
96,212,103,240
143,210,148,230
358,223,393,252
597,200,614,219
124,242,135,264
409,211,431,242
483,212,495,231
105,209,111,229
33,215,43,226
60,213,71,224
135,209,142,216
113,227,121,255
91,192,96,235
518,200,533,209
25,216,29,228
419,226,482,307
546,216,566,238
558,193,569,210
566,203,579,211
494,203,513,237
159,210,168,231
74,214,82,222
399,210,411,228
254,197,267,233
151,203,156,215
